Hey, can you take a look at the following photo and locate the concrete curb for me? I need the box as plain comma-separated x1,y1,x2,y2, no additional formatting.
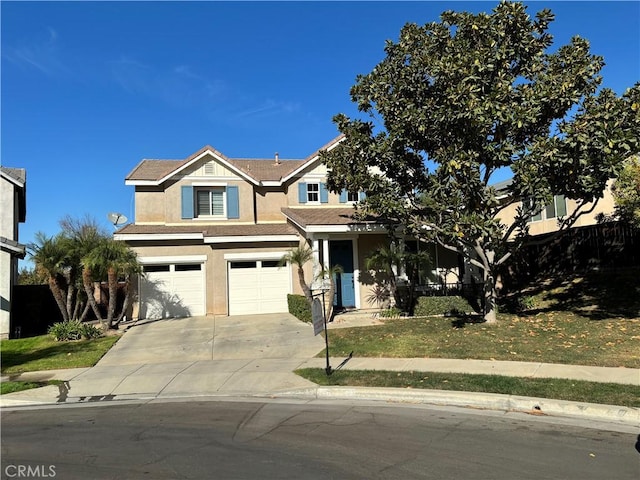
2,384,638,429
273,386,640,427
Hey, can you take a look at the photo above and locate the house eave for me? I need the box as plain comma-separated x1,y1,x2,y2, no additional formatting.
0,237,26,258
158,150,260,186
113,233,205,241
303,224,387,234
280,135,345,184
204,235,299,244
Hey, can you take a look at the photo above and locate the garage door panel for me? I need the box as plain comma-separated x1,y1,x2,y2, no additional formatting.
228,260,290,315
140,264,205,319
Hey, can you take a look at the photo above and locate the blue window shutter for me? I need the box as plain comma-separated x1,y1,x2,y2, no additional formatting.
339,189,347,203
181,185,194,219
359,191,367,201
298,183,307,204
320,183,329,203
226,185,239,219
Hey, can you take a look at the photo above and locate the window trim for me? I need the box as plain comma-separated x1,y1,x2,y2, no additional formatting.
306,182,320,203
195,186,227,218
528,195,567,223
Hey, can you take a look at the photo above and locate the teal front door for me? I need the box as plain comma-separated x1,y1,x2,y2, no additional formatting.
329,240,355,308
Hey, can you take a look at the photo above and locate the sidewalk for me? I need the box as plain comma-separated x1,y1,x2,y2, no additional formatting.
1,313,638,427
2,357,638,427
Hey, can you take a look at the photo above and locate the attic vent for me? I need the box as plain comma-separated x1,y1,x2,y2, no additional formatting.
204,162,215,175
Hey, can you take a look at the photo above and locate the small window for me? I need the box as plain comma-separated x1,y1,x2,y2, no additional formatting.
175,264,201,272
230,261,256,269
307,183,319,202
144,265,170,272
262,260,280,268
196,187,225,217
347,191,359,202
528,195,566,222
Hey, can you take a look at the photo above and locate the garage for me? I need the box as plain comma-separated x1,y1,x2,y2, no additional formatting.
139,261,205,319
227,258,291,315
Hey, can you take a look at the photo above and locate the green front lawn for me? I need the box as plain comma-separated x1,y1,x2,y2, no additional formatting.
1,334,120,374
323,311,640,368
1,380,62,395
296,368,640,408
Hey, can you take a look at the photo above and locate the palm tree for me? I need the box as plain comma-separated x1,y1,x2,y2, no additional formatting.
28,232,71,322
279,245,315,304
63,217,109,323
365,243,404,308
85,239,140,328
315,264,343,321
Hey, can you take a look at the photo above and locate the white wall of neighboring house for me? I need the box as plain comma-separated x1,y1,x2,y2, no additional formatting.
0,168,26,339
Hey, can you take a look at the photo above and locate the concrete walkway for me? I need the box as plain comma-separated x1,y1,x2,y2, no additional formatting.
1,313,638,426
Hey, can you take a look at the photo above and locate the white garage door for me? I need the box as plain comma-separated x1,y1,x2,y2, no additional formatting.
140,263,205,319
228,260,290,315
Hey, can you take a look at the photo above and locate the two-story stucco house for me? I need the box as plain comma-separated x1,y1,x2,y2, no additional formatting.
1,167,27,339
116,136,458,320
494,178,618,238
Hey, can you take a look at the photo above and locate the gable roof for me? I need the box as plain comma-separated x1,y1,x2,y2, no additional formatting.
1,167,27,222
124,135,345,187
1,167,26,187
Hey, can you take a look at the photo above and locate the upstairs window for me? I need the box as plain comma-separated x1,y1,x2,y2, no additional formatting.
307,183,319,202
529,195,567,223
181,185,239,219
339,189,366,203
196,187,225,217
298,182,328,204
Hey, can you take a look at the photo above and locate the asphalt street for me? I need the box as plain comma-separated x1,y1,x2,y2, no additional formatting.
2,398,639,480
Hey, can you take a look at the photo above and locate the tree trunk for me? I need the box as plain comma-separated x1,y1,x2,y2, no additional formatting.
116,277,131,325
82,268,104,326
48,276,69,322
106,267,118,327
72,292,82,322
298,267,313,304
482,265,498,324
66,281,76,322
79,301,91,323
326,275,336,322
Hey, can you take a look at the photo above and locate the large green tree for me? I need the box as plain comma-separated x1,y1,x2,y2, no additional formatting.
321,1,639,323
612,155,640,227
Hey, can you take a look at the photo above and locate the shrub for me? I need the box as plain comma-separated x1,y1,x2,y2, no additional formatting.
287,294,312,323
48,320,103,341
414,296,474,317
499,294,538,313
80,323,103,339
379,307,403,319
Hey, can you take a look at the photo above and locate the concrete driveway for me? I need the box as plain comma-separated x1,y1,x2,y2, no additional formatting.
56,314,326,401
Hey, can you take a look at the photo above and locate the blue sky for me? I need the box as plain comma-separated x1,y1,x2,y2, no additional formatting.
2,1,639,264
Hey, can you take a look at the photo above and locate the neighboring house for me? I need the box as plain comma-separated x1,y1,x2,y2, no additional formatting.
1,167,27,339
117,137,457,320
495,178,617,237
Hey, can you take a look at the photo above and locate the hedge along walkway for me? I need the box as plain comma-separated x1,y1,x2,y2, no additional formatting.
323,311,640,368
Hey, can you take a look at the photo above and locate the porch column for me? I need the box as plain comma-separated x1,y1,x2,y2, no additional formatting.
352,237,361,309
322,238,330,270
311,237,321,281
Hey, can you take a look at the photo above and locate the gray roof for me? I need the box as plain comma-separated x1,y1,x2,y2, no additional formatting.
125,135,345,184
1,167,26,185
116,222,299,237
281,207,381,227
